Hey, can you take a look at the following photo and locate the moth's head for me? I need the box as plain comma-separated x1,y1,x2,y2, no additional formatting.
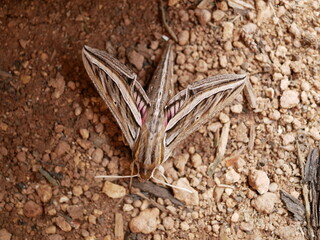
132,160,156,182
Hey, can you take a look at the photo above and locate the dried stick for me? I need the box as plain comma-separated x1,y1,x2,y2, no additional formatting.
115,213,124,240
160,0,178,42
243,79,257,109
39,168,59,187
207,121,230,176
296,138,314,239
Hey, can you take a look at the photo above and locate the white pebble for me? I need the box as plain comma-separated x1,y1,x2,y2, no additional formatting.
178,30,190,46
230,104,243,113
222,22,234,41
191,153,202,168
212,10,225,22
195,9,211,25
280,90,300,109
248,170,270,194
251,192,279,214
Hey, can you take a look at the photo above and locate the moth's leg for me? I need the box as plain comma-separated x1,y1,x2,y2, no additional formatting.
129,161,138,189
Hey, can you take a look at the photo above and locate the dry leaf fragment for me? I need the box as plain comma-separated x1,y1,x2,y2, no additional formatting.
280,190,305,222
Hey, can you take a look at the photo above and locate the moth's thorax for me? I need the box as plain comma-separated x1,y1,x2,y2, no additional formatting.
133,124,165,180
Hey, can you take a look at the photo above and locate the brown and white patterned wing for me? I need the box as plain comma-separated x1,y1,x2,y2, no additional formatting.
164,74,246,158
82,45,150,149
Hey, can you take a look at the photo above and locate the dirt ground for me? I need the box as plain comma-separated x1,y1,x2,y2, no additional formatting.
0,0,319,239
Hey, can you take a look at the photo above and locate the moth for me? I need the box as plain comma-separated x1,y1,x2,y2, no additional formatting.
82,42,246,185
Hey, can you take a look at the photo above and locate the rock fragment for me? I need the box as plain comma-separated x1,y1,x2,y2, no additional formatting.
178,30,189,46
173,178,199,206
251,192,279,214
24,200,43,217
102,181,126,198
36,184,53,203
55,216,72,232
248,170,270,194
127,50,144,70
129,208,160,234
0,229,12,240
280,90,300,109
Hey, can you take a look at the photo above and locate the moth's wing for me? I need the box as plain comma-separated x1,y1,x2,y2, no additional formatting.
82,45,150,149
164,74,246,158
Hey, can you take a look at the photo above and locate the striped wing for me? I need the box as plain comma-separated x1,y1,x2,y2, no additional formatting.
82,45,150,149
164,74,246,158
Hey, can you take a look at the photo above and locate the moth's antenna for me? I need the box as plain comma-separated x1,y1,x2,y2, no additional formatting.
95,175,139,179
150,168,193,193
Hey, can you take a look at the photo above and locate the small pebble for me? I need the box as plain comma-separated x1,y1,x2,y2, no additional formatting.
248,170,270,194
55,216,72,232
173,178,199,206
207,122,222,132
162,216,175,230
75,107,82,116
40,52,49,62
191,153,202,168
223,169,240,184
123,204,134,212
45,226,57,234
309,127,320,141
219,112,230,123
280,90,300,109
195,9,211,25
36,184,53,203
67,81,76,90
129,208,160,234
178,30,189,46
240,221,254,232
20,75,31,84
212,10,225,22
127,50,144,70
16,151,26,162
150,41,159,50
231,212,239,222
24,200,43,217
92,148,104,163
269,110,281,120
54,141,70,156
289,22,301,38
195,59,208,72
219,55,228,67
230,104,243,113
281,133,295,145
88,214,96,224
132,200,142,208
251,192,279,214
102,181,126,198
180,221,190,231
222,22,234,41
0,229,12,240
173,153,189,174
268,182,278,192
73,186,83,197
176,53,186,65
48,234,64,240
140,199,149,211
79,128,89,139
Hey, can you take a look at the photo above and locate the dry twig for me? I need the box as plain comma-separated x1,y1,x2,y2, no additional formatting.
296,136,314,239
160,0,178,42
207,121,230,176
115,213,124,240
243,79,257,109
39,168,59,187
